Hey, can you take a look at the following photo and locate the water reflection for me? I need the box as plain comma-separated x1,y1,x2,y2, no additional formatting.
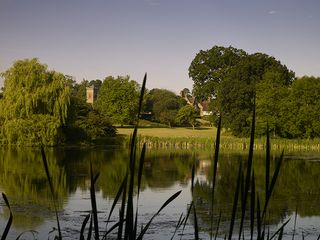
192,151,320,238
0,147,320,238
0,148,67,229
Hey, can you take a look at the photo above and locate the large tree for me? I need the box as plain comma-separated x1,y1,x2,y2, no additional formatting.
189,46,247,100
0,58,70,123
189,46,295,136
0,58,71,145
94,76,140,125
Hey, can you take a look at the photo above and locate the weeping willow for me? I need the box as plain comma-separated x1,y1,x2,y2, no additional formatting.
0,58,71,146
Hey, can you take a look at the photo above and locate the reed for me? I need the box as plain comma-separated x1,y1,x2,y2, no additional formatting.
119,133,320,151
41,146,62,239
1,193,12,240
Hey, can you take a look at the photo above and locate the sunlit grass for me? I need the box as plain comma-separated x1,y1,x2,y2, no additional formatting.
117,127,219,138
118,127,320,151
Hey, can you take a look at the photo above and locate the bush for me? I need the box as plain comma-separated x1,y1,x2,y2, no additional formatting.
67,110,116,142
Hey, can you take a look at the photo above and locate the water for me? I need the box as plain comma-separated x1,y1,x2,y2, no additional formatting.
1,147,320,239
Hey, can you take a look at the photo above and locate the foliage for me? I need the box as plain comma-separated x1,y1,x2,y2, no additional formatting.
189,45,247,100
279,76,320,138
94,76,140,125
175,105,199,129
255,71,290,136
144,88,185,127
73,110,116,140
180,88,191,98
0,58,71,124
62,80,116,143
0,58,71,146
189,46,295,136
0,114,63,146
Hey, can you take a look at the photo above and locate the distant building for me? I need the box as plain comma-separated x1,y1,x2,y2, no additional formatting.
86,86,98,104
182,93,212,117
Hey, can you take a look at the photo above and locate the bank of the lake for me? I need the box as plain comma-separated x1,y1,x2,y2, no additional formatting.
117,127,320,151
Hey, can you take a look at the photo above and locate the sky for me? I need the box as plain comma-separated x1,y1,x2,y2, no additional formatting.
1,0,320,93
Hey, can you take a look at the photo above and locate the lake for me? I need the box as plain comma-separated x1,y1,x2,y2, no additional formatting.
1,146,320,239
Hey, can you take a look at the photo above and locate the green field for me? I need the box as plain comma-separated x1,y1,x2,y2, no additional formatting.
117,127,220,138
117,127,320,151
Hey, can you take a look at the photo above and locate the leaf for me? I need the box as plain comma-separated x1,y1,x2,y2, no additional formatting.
137,191,182,240
262,150,284,219
40,147,62,239
210,116,221,240
89,160,99,240
238,96,256,239
105,173,128,234
170,213,184,240
1,193,13,240
80,214,90,240
228,162,242,240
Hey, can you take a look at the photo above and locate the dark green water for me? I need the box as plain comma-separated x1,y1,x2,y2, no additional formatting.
1,147,320,239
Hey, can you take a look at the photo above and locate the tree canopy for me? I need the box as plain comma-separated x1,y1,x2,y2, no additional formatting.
176,105,199,129
144,88,186,127
0,58,71,124
189,46,247,100
0,58,71,145
189,46,295,136
94,76,140,125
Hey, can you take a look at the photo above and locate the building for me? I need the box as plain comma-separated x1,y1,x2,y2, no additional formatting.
86,86,98,104
182,94,212,117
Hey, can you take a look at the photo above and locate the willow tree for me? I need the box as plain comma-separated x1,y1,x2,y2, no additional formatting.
0,58,71,145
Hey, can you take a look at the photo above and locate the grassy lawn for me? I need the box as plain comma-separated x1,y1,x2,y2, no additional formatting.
117,127,219,138
116,126,320,151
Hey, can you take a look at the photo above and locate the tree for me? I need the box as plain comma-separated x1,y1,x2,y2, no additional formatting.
144,88,185,127
176,105,198,129
255,71,290,136
73,110,116,140
189,46,295,136
0,58,71,145
189,46,247,100
279,76,320,138
94,76,140,125
0,58,71,123
63,79,116,143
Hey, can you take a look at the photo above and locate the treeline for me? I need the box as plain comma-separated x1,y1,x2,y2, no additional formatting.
1,45,320,146
0,58,196,146
0,58,116,146
189,45,320,138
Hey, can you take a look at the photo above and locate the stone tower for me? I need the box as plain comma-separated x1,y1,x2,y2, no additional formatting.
86,86,98,104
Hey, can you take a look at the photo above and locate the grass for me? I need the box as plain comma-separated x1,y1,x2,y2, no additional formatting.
117,126,218,138
117,127,320,151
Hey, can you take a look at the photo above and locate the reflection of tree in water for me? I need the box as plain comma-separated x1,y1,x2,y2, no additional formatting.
0,148,68,229
77,149,198,198
89,150,197,197
192,152,320,237
144,151,196,189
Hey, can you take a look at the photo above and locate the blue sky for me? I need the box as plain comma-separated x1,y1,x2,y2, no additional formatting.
1,0,319,93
